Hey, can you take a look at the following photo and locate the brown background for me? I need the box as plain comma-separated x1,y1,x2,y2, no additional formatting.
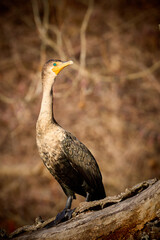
0,0,160,233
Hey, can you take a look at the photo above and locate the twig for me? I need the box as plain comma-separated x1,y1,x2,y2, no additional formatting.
73,62,114,83
40,0,49,65
32,0,50,65
65,37,75,59
125,60,160,80
42,0,49,31
31,0,42,33
79,0,94,72
49,25,66,60
24,72,41,102
0,93,14,104
32,1,66,59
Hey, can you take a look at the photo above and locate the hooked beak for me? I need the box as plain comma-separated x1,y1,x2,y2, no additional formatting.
52,60,73,75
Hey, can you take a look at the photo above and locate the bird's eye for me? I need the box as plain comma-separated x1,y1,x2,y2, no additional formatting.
53,63,57,66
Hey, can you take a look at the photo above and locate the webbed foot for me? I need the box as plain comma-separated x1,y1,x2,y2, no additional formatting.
45,208,75,229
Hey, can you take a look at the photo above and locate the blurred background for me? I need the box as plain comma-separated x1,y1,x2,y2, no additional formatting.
0,0,160,233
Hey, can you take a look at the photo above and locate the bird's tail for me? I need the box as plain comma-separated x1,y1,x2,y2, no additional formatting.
88,184,106,201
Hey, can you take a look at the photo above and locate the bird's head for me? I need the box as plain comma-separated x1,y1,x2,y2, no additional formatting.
42,59,73,80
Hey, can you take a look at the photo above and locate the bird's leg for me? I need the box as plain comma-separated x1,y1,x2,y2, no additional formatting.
57,196,73,221
65,195,73,209
62,196,74,220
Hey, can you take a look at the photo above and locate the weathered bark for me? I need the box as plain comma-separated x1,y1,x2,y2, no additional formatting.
2,179,160,240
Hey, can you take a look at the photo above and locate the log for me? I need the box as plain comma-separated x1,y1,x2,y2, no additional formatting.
1,179,160,240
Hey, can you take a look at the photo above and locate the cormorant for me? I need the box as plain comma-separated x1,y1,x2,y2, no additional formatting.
36,59,106,218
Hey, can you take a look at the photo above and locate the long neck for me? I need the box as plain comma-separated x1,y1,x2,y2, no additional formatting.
38,75,56,128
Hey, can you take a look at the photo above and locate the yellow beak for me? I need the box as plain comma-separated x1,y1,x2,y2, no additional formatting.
52,60,73,75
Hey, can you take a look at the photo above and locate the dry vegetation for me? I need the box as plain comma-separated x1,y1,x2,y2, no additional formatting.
0,0,160,233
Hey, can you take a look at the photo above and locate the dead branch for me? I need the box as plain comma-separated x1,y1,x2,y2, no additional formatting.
6,179,160,240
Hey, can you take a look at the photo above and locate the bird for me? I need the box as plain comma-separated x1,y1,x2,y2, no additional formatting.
36,59,106,220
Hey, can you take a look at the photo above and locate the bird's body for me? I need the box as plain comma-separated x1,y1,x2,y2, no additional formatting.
36,59,106,211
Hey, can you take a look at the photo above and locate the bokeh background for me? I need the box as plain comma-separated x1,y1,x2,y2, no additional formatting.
0,0,160,233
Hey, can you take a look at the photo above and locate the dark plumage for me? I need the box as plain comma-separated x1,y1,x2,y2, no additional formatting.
36,59,106,211
61,132,106,201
